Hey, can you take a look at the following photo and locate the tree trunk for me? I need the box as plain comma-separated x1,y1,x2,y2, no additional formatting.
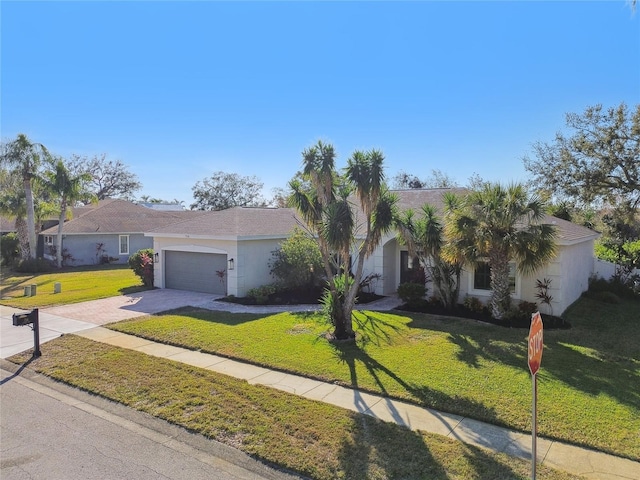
15,216,30,260
489,252,511,320
24,179,37,259
55,200,67,268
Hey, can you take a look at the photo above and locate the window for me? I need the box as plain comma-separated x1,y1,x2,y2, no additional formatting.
119,235,129,255
44,235,54,246
472,261,517,295
400,251,423,284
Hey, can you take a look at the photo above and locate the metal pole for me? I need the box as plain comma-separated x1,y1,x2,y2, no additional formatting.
32,308,41,358
532,372,537,480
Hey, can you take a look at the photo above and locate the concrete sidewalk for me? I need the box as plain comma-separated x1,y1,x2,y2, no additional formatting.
71,326,639,480
2,292,638,479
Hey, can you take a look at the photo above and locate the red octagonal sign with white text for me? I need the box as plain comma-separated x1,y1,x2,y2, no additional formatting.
528,312,544,376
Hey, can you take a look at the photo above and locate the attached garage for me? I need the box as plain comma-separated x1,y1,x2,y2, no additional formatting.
164,251,227,294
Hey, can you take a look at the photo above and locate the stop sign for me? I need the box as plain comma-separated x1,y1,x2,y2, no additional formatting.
528,312,544,375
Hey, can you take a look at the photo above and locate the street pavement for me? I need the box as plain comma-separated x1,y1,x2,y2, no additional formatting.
1,289,638,479
0,362,299,480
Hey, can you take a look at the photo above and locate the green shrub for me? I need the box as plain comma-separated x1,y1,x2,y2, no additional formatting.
15,257,54,273
463,296,485,314
517,300,538,317
269,228,324,290
246,284,278,305
397,282,426,307
1,233,20,266
128,249,154,287
589,291,622,304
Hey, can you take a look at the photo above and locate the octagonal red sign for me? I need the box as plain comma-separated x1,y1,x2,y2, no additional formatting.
528,312,544,375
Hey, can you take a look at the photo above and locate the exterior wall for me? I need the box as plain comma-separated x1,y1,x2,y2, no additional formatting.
60,233,152,266
152,236,283,297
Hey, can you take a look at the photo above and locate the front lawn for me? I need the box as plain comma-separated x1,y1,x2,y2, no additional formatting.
0,264,146,308
109,296,640,461
8,335,582,480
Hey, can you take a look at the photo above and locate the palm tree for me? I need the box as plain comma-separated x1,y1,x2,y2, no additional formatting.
289,141,397,339
397,201,462,309
1,134,50,259
43,158,93,268
444,183,557,319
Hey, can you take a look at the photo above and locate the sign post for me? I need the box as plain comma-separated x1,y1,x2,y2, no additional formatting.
528,312,543,480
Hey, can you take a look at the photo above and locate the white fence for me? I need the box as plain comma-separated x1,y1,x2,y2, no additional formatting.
593,258,640,280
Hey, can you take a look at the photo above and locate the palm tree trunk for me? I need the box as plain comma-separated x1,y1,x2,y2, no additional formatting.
24,179,37,259
56,200,67,268
15,216,30,260
489,252,511,320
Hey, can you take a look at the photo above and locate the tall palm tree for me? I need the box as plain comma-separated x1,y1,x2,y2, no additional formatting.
43,158,93,268
444,183,557,319
290,141,397,339
397,202,462,309
1,134,50,259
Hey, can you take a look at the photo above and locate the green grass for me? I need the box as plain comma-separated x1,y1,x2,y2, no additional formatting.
0,264,147,308
109,296,640,461
8,335,583,480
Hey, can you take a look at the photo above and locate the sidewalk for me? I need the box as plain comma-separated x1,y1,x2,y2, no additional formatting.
2,292,639,479
73,326,639,480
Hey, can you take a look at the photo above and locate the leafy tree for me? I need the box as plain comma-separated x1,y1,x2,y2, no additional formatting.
397,201,462,309
191,171,265,211
0,134,51,259
444,183,557,319
42,158,94,268
289,141,397,339
138,195,183,205
0,232,19,266
391,169,458,190
69,154,142,201
269,228,324,290
524,103,640,210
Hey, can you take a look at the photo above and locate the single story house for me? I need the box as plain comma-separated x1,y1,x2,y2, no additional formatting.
149,189,600,315
39,199,205,266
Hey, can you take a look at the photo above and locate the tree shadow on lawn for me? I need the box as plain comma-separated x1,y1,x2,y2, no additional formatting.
401,310,639,410
150,306,267,326
329,334,501,427
338,413,527,480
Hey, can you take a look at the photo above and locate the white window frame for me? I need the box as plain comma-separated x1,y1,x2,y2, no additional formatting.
44,235,54,246
468,260,520,299
119,235,130,255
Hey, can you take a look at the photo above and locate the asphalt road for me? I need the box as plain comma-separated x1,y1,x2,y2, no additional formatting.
0,362,300,480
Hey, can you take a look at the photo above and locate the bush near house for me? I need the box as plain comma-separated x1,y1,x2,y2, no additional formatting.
128,249,154,287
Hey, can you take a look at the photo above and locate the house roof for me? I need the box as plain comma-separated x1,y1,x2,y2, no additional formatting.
147,206,302,239
40,199,206,235
0,215,17,234
148,188,599,245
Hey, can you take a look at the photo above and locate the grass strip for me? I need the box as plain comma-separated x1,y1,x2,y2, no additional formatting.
0,264,146,308
9,335,583,480
108,297,640,461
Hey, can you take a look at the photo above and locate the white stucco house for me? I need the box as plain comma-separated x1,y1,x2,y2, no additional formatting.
148,189,600,315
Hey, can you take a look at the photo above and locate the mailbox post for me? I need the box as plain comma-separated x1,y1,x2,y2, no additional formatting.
12,308,41,357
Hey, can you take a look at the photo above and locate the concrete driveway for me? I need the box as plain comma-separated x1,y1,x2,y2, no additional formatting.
0,289,221,359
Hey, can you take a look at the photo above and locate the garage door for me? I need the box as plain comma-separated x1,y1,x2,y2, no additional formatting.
164,251,227,294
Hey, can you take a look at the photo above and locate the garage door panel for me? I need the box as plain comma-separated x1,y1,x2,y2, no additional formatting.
165,251,226,294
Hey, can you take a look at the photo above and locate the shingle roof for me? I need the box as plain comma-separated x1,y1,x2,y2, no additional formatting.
0,215,16,234
40,199,206,235
149,188,599,245
148,206,302,239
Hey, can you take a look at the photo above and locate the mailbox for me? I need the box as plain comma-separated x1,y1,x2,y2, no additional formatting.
13,311,36,326
11,308,41,357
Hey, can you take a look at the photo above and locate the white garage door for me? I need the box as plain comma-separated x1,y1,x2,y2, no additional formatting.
164,251,227,294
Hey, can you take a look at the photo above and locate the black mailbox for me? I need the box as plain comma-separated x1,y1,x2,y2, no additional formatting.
13,311,35,326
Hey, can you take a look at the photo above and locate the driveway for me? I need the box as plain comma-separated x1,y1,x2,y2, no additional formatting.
0,289,221,358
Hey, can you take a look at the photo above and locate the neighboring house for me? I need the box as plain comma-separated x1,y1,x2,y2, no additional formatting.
149,189,600,315
0,215,16,235
39,199,204,266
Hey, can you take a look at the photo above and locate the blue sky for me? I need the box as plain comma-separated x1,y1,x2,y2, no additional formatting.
2,1,638,205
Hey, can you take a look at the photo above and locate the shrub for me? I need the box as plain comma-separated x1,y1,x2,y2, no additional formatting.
128,249,154,287
269,228,324,290
397,282,426,307
463,296,485,314
246,284,278,305
1,233,20,266
517,300,538,317
15,257,54,273
589,291,622,304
